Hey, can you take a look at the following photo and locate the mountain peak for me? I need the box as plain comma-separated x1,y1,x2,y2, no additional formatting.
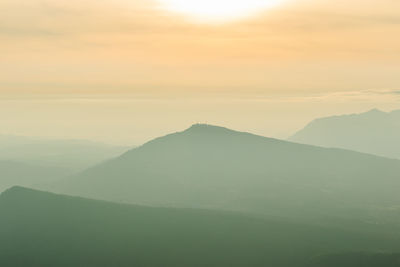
184,124,237,134
365,108,385,115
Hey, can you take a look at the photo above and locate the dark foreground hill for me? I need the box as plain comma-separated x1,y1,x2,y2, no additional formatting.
57,124,400,228
290,109,400,159
309,252,400,267
0,187,399,267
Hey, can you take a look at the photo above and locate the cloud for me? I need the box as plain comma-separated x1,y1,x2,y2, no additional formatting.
0,0,399,96
1,0,399,37
288,89,400,104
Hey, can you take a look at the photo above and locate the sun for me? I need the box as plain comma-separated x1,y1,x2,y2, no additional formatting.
158,0,283,22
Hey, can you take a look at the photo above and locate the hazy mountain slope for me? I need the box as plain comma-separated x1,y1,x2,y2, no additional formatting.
0,135,128,172
0,187,398,267
290,109,400,159
0,161,69,193
57,124,400,226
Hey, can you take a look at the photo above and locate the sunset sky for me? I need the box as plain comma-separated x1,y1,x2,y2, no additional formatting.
1,0,399,144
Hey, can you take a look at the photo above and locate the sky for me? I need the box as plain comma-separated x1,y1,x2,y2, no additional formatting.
1,0,399,144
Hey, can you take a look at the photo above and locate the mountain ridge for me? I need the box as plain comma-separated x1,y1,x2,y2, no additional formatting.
290,108,400,159
54,124,400,230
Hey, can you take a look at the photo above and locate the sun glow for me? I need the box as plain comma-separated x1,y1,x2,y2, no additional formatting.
158,0,283,22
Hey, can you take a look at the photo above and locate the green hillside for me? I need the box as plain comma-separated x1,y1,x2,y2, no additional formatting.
309,252,400,267
58,124,400,228
0,187,398,267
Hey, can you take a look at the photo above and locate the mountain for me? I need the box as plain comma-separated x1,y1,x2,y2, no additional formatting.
0,160,70,193
0,135,129,172
290,109,400,159
57,124,400,228
0,186,399,267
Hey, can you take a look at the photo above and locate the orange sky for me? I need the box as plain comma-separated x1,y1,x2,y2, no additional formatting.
0,0,399,143
1,0,399,96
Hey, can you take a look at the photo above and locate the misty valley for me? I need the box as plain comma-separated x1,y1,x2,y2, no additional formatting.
1,109,400,266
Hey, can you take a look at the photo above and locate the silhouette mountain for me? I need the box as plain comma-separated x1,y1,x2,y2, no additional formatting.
57,124,400,227
290,109,400,159
0,186,398,267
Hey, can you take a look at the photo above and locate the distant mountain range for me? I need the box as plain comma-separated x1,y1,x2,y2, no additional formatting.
0,134,129,172
0,160,70,193
1,187,398,267
55,124,400,228
290,109,400,159
0,135,129,193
